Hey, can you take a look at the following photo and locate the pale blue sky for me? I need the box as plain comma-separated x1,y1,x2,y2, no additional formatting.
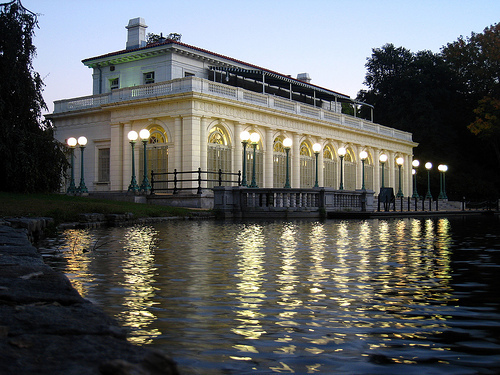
22,0,500,114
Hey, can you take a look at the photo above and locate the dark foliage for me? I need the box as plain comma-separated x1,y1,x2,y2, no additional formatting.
357,34,500,200
0,1,68,193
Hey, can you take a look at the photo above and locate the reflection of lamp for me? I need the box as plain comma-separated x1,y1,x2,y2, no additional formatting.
77,136,88,194
396,157,404,197
360,150,368,190
249,132,260,188
66,137,78,194
139,129,151,193
412,159,420,198
240,131,250,187
338,147,346,190
438,164,448,199
283,138,292,188
425,162,433,199
127,131,139,192
379,153,388,188
313,143,321,188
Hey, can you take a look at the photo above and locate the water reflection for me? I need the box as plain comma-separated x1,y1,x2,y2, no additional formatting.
117,225,160,344
41,217,500,374
233,224,266,345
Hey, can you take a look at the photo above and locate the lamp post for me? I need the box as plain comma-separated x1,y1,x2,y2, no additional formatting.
412,159,420,198
438,164,448,199
66,137,78,194
127,130,139,192
283,137,292,188
139,129,151,193
360,150,368,190
249,132,260,188
396,157,404,197
77,136,88,194
379,153,387,188
425,162,433,199
240,131,250,187
338,147,346,190
313,143,321,188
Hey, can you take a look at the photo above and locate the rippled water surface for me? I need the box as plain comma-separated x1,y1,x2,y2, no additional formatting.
40,216,500,374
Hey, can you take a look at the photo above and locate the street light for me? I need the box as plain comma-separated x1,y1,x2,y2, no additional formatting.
360,150,368,190
66,137,78,194
438,164,448,199
127,130,139,193
313,143,321,188
77,136,88,194
283,137,292,188
396,157,404,197
240,130,251,187
139,129,151,193
338,147,346,190
412,159,420,198
425,162,433,199
379,153,388,188
249,132,260,188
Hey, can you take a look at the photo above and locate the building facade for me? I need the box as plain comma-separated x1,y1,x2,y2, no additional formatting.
48,17,417,195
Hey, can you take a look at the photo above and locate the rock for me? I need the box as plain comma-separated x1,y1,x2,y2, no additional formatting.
0,222,179,374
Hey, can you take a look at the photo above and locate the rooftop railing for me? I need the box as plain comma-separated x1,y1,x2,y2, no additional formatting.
52,77,413,142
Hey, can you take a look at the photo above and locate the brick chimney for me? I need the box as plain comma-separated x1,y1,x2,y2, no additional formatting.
126,17,148,50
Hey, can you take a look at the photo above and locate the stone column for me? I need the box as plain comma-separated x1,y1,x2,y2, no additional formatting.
317,141,324,187
122,122,131,190
292,133,300,188
265,128,274,188
374,149,381,194
110,123,123,191
234,122,243,181
200,117,208,172
405,154,411,197
182,115,201,189
174,116,182,172
388,151,395,191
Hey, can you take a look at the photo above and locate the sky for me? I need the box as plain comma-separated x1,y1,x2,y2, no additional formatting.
20,0,500,114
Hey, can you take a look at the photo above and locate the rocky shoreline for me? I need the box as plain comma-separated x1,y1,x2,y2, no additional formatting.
0,218,179,375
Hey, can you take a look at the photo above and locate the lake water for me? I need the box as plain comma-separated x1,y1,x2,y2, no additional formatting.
39,215,500,374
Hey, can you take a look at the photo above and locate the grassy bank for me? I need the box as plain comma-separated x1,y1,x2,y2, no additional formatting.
0,192,193,224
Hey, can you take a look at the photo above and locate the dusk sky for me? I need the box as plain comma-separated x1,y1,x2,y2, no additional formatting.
21,0,500,114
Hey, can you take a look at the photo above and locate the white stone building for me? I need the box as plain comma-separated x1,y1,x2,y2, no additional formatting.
48,17,417,195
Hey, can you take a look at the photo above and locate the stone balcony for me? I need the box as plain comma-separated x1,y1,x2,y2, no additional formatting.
52,77,413,143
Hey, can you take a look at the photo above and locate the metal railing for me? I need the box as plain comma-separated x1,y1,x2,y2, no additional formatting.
150,168,241,195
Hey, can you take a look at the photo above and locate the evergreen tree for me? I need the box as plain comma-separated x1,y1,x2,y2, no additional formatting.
0,0,67,193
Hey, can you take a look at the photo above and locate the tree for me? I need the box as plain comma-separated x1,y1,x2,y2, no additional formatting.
357,44,464,160
357,42,497,199
443,23,500,173
0,0,67,193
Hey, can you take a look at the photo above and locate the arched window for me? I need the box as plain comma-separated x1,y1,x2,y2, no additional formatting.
363,152,374,190
323,144,337,188
300,142,315,188
139,125,168,190
207,125,232,187
242,132,263,187
344,147,356,190
273,136,287,188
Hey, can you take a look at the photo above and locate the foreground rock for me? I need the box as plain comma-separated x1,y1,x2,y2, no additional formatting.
0,223,179,375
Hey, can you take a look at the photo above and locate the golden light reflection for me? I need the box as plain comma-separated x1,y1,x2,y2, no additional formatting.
61,229,94,296
308,222,327,303
233,224,266,342
118,225,160,345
